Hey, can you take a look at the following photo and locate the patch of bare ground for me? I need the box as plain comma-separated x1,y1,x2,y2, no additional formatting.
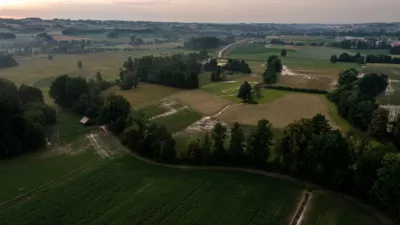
277,75,334,91
215,93,338,128
171,90,233,116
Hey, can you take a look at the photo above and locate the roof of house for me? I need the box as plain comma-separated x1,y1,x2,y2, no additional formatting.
80,117,90,124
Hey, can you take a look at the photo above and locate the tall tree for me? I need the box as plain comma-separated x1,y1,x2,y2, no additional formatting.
263,68,277,84
368,108,389,138
187,139,201,162
237,81,253,103
338,68,358,86
281,49,287,57
18,85,44,104
77,61,83,69
371,153,400,215
246,119,273,166
211,122,228,161
200,134,212,163
228,122,245,163
267,55,283,73
330,55,338,64
98,93,131,125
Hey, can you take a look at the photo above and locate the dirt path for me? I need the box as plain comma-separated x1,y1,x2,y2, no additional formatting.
290,191,312,225
101,129,394,225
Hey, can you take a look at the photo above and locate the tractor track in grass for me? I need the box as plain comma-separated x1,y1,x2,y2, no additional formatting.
100,128,394,225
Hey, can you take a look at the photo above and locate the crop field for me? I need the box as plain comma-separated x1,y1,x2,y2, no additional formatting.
301,192,382,225
0,45,184,86
215,93,337,128
107,84,182,106
0,150,99,204
0,156,304,225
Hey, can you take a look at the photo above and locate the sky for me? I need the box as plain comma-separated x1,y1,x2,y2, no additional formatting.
0,0,399,23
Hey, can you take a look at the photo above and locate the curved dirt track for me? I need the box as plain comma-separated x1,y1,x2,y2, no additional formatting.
103,130,394,225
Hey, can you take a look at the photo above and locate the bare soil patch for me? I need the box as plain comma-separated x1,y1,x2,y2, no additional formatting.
277,75,334,91
216,93,337,128
52,35,93,41
172,90,232,116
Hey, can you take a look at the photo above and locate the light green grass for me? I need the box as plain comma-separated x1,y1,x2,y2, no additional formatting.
0,156,303,225
201,81,286,104
229,43,289,55
138,103,169,118
324,97,352,132
0,150,99,203
152,109,202,133
302,192,382,225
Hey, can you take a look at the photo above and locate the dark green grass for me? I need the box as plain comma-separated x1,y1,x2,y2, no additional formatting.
152,109,202,133
138,103,169,118
0,150,99,203
0,156,303,225
302,193,382,225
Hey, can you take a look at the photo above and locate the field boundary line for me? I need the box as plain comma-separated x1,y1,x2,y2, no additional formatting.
0,164,92,209
290,191,312,225
102,129,394,225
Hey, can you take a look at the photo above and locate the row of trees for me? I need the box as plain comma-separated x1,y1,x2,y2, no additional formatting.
204,58,252,74
0,54,18,68
183,37,221,50
118,54,204,90
277,114,400,219
365,54,400,64
331,40,390,50
0,79,56,158
328,69,388,132
330,52,364,64
0,32,16,39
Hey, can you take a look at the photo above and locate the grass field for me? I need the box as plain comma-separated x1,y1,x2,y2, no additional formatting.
302,192,382,225
152,109,202,133
216,92,337,128
200,81,287,104
0,156,303,225
0,45,184,86
107,84,182,106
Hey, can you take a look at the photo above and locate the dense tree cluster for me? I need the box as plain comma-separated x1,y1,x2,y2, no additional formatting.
183,37,221,50
389,46,400,55
276,114,400,220
332,39,389,50
224,59,252,73
49,75,113,120
366,54,400,64
328,69,388,131
0,53,18,68
0,79,56,158
266,55,283,73
0,32,16,39
262,55,282,84
121,54,202,89
333,52,362,63
237,82,262,103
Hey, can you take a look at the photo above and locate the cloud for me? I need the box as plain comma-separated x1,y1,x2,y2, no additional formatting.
112,0,173,6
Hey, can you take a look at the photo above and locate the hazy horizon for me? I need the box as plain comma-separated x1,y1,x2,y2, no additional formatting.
1,0,400,24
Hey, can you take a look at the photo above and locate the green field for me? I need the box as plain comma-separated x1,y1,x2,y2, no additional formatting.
200,81,287,104
0,150,99,204
152,109,202,133
302,193,382,225
0,156,303,225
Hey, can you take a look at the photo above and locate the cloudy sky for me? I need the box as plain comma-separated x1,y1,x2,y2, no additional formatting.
0,0,399,23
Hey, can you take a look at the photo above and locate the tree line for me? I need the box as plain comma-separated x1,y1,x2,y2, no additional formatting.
328,68,388,133
118,53,207,90
0,53,18,68
109,108,400,221
389,46,400,55
330,39,389,50
0,32,16,40
330,52,364,64
183,37,221,50
0,79,56,158
365,54,400,64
